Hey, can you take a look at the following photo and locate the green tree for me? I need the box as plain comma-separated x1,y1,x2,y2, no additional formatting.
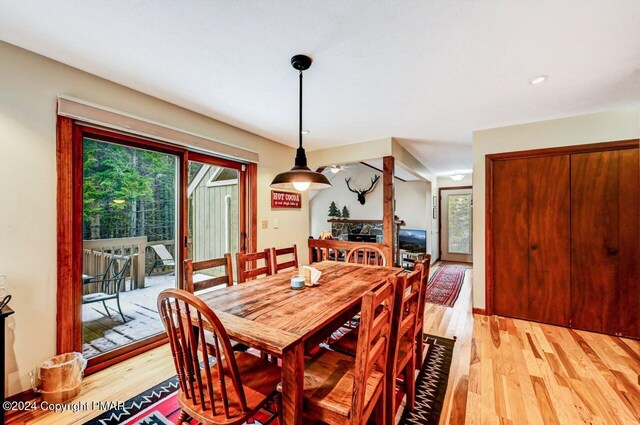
83,138,176,240
341,206,350,218
328,201,341,217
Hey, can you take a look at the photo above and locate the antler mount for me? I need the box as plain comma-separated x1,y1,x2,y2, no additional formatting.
345,175,380,205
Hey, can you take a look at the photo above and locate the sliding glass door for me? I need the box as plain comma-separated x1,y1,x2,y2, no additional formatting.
81,137,179,359
57,122,256,372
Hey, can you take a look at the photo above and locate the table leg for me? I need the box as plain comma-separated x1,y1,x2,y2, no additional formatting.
281,341,304,425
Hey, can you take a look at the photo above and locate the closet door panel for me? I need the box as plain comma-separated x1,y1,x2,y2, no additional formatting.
570,151,619,334
617,148,639,338
527,155,570,326
493,159,529,319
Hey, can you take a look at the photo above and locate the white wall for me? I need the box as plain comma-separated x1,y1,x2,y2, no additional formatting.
310,163,429,237
0,41,310,396
472,108,640,310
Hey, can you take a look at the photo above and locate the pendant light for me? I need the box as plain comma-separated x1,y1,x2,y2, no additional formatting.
270,54,332,192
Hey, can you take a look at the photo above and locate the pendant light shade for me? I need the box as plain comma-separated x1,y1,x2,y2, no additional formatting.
270,55,331,192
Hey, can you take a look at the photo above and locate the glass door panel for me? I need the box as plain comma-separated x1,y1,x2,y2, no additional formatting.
187,160,240,288
81,137,179,359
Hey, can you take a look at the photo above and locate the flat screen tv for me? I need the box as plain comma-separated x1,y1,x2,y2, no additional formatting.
398,229,427,253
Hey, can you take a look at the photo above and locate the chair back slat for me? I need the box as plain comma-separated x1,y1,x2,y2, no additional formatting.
183,302,207,410
197,313,218,415
270,245,299,274
184,254,233,293
157,289,249,419
346,245,387,266
236,250,272,283
351,279,396,424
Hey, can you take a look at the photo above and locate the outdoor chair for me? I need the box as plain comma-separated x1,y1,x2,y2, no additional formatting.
148,244,175,275
82,255,130,322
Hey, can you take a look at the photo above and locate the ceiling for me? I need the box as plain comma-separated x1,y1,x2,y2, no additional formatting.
360,160,422,182
1,1,639,174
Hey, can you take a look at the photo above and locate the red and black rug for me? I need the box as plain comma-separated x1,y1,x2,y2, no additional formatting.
84,335,454,425
425,265,466,307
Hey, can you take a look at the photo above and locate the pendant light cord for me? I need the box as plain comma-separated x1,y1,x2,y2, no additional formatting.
299,70,303,149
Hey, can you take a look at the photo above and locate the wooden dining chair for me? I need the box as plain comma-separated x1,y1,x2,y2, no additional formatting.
236,250,272,283
279,279,396,425
184,255,249,353
270,244,298,274
329,266,423,422
157,289,281,425
385,266,423,422
345,245,387,266
183,254,234,293
413,254,432,368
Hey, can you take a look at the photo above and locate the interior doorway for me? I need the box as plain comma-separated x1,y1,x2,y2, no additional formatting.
440,187,473,263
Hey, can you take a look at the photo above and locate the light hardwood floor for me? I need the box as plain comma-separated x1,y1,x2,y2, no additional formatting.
7,263,640,424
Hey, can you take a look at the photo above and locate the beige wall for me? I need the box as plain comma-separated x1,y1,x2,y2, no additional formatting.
0,41,310,396
472,108,640,309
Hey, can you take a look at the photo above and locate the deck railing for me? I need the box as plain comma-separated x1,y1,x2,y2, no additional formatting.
83,236,148,289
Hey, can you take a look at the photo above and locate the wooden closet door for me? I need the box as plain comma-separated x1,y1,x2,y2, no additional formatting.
617,148,639,338
527,155,570,326
493,159,529,319
571,148,639,337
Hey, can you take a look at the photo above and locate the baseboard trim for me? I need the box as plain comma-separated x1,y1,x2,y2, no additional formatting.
472,308,487,315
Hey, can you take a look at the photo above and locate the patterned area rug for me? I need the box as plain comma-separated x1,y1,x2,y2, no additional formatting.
425,265,466,307
83,335,454,425
400,335,456,424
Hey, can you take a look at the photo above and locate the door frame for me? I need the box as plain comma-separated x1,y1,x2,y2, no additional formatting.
438,185,473,263
56,116,257,373
484,138,639,316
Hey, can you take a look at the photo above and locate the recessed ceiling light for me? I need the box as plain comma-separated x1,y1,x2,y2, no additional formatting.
529,75,548,85
450,174,465,181
301,130,310,135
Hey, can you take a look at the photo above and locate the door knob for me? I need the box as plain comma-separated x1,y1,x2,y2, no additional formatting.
607,247,618,256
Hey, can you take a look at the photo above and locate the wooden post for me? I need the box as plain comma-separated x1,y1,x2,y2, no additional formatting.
382,156,395,265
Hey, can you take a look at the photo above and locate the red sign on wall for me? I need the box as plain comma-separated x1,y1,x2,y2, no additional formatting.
271,190,301,209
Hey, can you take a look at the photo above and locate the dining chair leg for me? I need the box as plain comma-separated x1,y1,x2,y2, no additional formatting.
415,332,424,370
384,369,396,425
405,354,417,412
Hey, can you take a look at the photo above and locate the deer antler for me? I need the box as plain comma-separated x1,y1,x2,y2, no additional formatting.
345,177,359,193
362,175,380,194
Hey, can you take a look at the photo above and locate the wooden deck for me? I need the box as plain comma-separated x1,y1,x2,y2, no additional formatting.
82,274,174,357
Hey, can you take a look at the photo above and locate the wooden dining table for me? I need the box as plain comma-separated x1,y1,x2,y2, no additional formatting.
197,260,404,425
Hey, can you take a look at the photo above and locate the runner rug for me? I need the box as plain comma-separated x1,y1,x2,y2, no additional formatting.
83,335,455,425
425,265,466,307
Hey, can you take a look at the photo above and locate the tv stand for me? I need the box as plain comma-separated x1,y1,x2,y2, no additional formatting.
400,250,426,271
